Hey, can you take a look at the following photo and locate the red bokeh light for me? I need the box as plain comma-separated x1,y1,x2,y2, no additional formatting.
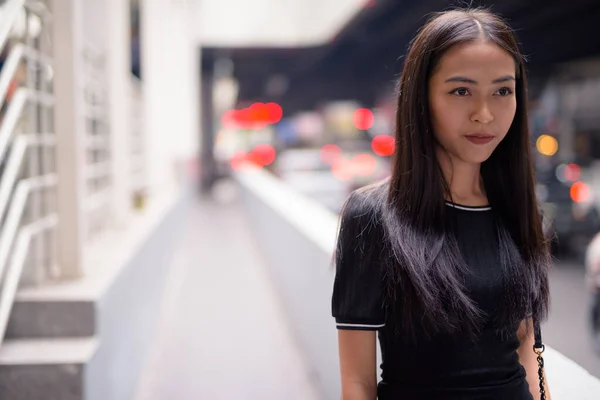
247,152,264,167
221,110,237,129
371,135,395,157
236,108,253,129
230,151,249,171
353,108,375,130
571,181,590,203
320,144,342,165
249,102,268,121
252,144,277,166
332,158,354,181
247,103,268,129
353,154,377,177
222,102,283,130
265,102,283,124
565,163,581,182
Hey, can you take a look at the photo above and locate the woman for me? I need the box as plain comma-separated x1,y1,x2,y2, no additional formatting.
332,8,552,400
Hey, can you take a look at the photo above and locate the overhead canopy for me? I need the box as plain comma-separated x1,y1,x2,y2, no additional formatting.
192,0,367,47
202,0,600,115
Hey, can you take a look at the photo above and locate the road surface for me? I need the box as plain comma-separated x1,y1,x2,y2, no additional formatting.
545,259,600,379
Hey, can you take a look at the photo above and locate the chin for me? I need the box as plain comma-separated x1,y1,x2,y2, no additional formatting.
460,152,494,164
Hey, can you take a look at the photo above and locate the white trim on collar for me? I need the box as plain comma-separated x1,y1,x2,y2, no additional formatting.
445,202,492,211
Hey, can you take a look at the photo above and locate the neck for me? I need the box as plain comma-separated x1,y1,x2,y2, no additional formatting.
436,147,487,206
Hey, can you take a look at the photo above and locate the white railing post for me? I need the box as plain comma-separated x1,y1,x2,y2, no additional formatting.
51,0,86,279
21,6,47,285
105,0,132,226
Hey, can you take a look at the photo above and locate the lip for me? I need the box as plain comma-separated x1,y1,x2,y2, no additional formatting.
464,133,495,145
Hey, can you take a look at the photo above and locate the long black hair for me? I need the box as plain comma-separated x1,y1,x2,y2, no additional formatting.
366,8,552,338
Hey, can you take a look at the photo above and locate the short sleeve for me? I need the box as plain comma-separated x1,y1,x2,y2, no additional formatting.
331,190,386,331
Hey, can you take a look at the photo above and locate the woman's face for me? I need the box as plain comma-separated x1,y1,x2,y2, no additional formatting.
428,40,517,165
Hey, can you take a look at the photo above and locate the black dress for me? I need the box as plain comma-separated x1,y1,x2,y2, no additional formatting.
331,189,534,400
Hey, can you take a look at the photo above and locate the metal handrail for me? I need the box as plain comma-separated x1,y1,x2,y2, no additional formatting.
0,173,57,293
0,43,50,107
0,43,24,107
0,133,55,222
0,0,25,51
0,214,57,342
0,87,54,162
0,0,56,344
0,43,50,109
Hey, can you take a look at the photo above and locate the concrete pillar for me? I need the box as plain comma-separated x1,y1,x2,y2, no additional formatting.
140,0,169,194
141,0,200,196
200,54,215,194
51,0,86,279
105,0,132,226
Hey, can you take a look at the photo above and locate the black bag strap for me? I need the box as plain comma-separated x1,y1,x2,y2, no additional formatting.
533,319,546,400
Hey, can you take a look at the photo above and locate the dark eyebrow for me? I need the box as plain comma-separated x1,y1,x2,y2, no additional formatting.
492,75,516,83
444,76,516,84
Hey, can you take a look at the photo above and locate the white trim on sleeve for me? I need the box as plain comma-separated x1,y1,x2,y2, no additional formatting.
336,322,386,328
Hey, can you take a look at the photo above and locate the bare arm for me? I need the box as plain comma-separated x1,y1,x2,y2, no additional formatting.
517,319,551,400
337,330,378,400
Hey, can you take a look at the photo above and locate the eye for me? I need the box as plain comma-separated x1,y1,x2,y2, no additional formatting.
450,88,470,96
495,87,514,97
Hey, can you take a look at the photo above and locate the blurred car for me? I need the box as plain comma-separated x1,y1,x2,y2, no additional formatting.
537,162,600,257
274,146,390,214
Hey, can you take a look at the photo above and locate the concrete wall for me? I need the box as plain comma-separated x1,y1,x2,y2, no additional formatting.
234,167,600,400
235,168,340,400
84,188,193,400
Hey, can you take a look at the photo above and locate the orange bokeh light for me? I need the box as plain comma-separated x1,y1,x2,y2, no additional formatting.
372,135,395,156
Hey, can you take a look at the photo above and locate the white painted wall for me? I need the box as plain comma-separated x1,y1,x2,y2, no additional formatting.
141,0,200,193
191,0,367,47
81,0,107,51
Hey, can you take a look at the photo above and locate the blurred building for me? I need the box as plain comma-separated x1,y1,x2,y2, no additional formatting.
0,0,199,398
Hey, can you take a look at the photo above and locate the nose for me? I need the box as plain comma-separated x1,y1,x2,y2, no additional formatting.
471,100,494,124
